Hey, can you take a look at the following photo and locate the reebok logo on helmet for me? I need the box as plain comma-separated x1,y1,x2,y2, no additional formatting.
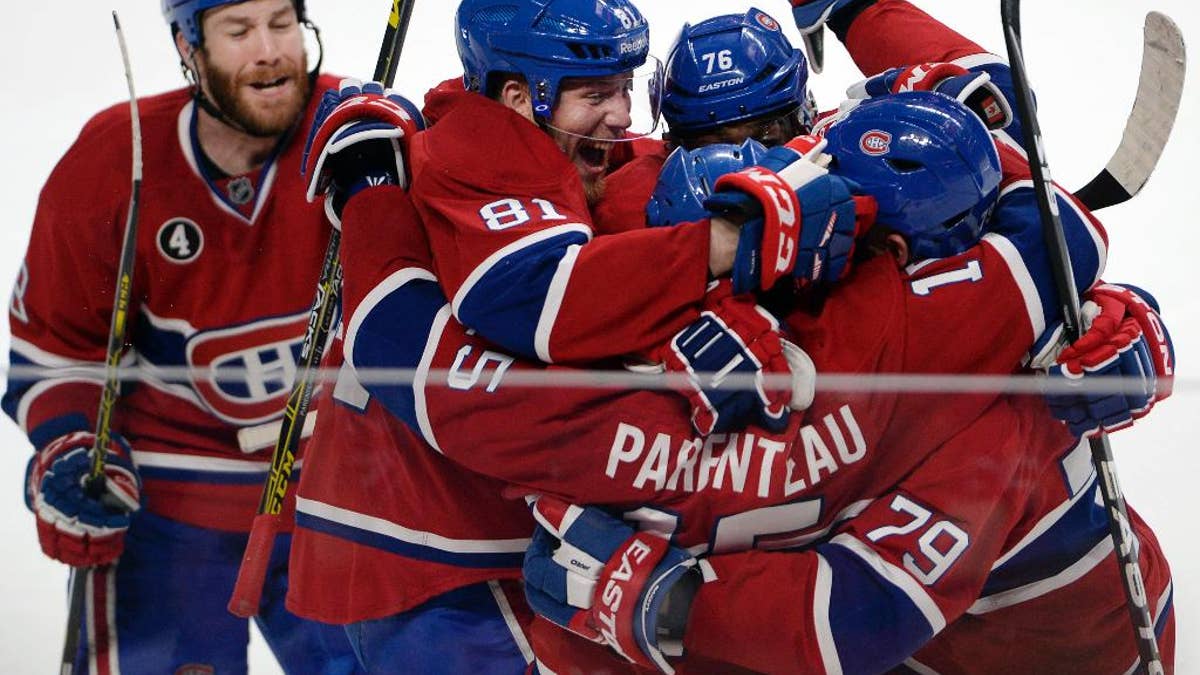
619,34,649,55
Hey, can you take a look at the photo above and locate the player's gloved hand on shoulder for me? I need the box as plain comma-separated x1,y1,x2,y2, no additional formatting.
705,135,873,293
789,0,878,72
302,78,425,228
789,0,868,33
25,431,141,567
1032,283,1175,437
847,62,1013,130
523,496,704,675
655,280,815,436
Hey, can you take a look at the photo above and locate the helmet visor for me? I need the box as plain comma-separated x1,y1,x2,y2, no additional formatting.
546,56,664,141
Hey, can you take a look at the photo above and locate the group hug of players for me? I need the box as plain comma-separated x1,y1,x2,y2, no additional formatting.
5,0,1177,672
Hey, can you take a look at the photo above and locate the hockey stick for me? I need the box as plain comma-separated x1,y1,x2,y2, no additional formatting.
1000,2,1164,673
1073,11,1185,211
60,12,144,675
227,0,416,619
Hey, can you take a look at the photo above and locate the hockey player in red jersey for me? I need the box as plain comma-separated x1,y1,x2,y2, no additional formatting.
285,0,867,670
4,1,365,671
398,0,862,365
283,1,1148,672
512,102,1176,672
332,91,1173,673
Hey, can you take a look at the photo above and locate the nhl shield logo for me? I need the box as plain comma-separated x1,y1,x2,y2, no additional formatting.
860,130,892,156
227,175,256,205
186,311,311,424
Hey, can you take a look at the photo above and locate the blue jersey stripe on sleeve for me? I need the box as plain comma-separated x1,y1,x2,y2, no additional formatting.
345,268,448,449
452,224,592,363
817,535,941,674
987,183,1106,341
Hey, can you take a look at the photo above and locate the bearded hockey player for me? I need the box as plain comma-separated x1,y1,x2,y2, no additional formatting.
4,0,363,671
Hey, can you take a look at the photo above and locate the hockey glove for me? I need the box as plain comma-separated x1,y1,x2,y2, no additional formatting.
25,431,141,567
523,496,702,675
302,78,425,228
788,0,871,73
790,0,864,33
1033,283,1175,437
656,280,813,436
705,136,871,293
846,62,1013,130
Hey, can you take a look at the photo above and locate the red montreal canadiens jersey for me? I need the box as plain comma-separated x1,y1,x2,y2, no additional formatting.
407,82,711,364
397,228,1170,673
5,75,343,532
331,133,1174,673
286,188,534,624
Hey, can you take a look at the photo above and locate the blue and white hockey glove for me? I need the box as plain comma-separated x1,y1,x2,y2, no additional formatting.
25,431,141,567
302,79,425,228
655,280,814,436
1033,283,1175,437
523,497,703,675
846,62,1013,130
705,136,871,293
787,0,871,73
789,0,864,33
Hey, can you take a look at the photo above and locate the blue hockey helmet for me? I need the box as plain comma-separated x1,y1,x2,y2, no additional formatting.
646,138,770,227
662,8,809,135
163,0,307,46
456,0,654,121
823,91,1003,260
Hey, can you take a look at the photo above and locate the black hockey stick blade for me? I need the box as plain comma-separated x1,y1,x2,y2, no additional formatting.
802,26,826,74
1074,11,1185,210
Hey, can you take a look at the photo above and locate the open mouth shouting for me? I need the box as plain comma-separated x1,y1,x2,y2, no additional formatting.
573,139,613,180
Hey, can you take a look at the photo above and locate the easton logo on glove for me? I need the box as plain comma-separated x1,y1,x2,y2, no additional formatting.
594,531,673,667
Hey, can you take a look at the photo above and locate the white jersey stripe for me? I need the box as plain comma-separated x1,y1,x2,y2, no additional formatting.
488,580,535,665
295,496,531,555
969,536,1113,614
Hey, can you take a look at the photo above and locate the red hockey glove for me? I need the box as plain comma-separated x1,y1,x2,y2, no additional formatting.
847,62,1013,130
1035,283,1174,437
25,431,141,567
705,136,871,293
655,280,814,436
301,79,425,228
523,497,702,674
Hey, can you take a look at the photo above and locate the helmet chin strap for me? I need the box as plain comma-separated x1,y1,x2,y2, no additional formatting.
181,45,256,137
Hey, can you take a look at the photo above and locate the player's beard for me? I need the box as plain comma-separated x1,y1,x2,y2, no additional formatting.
204,52,311,138
583,175,607,208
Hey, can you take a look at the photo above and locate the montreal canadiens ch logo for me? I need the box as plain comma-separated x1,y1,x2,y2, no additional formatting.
186,312,310,424
756,12,779,30
860,130,892,156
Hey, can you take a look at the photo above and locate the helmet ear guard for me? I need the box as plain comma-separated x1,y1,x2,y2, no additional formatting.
821,90,1003,260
